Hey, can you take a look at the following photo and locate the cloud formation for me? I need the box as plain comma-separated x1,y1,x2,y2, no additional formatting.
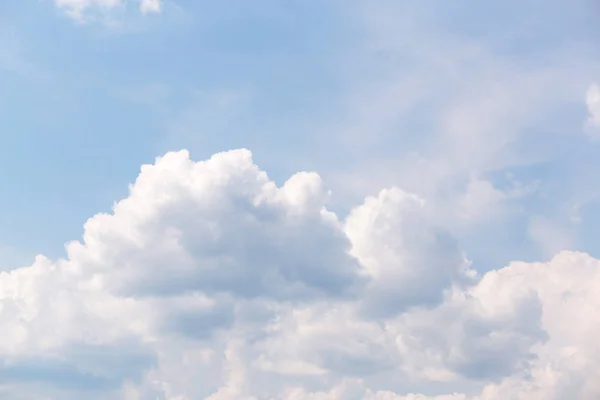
54,0,162,20
139,0,162,14
1,149,600,399
585,83,600,140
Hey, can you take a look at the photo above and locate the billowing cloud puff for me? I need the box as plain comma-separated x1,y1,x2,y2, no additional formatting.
1,149,600,399
66,149,364,300
345,188,472,317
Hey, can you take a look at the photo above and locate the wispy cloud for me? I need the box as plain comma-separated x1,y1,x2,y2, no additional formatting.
585,83,600,140
54,0,163,22
5,0,600,398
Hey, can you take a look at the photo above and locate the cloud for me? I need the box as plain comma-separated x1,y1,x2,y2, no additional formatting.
54,0,122,20
65,149,363,300
0,149,370,398
281,379,469,400
54,0,162,21
308,1,599,269
585,83,600,140
139,0,162,14
2,149,600,399
344,188,473,317
276,251,600,400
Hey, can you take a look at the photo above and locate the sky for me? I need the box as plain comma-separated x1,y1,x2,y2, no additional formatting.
2,0,600,399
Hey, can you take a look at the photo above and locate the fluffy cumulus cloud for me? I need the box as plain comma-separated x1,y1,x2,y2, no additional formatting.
54,0,162,20
2,149,600,399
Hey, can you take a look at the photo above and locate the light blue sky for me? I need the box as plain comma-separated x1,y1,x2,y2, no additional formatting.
1,0,600,272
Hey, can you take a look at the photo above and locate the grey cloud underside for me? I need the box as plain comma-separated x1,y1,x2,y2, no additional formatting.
1,149,600,399
0,342,154,391
70,150,365,301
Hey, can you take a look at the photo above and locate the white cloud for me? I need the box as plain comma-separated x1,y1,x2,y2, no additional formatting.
275,251,600,400
344,188,473,317
139,0,162,14
54,0,162,21
54,0,123,20
2,149,600,399
311,1,599,262
65,149,363,301
282,380,469,400
585,83,600,140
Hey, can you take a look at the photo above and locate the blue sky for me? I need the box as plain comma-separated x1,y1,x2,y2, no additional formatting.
3,1,600,398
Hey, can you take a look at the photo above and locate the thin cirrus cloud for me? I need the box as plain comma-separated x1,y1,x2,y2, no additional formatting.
1,149,600,399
